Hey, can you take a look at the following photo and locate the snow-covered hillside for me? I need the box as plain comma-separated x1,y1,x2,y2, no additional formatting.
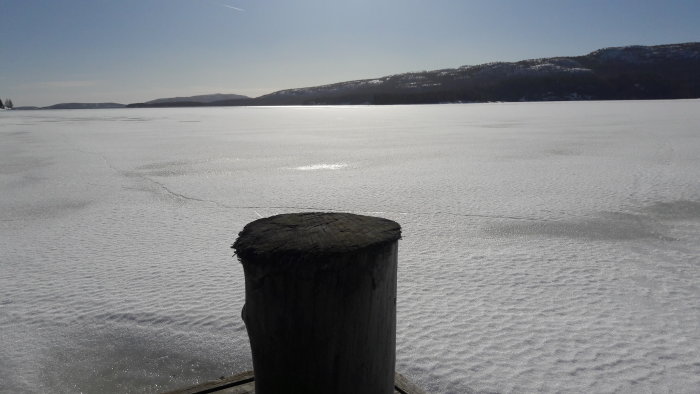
253,42,700,105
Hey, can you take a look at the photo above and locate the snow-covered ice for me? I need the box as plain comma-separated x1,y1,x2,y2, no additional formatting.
1,101,699,393
290,163,348,171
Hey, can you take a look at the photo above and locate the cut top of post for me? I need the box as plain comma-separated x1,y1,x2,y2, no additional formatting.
232,212,401,264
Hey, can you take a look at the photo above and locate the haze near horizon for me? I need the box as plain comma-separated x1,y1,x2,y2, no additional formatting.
1,0,700,107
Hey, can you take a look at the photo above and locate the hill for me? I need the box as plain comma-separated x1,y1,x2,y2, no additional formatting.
241,42,700,105
12,106,40,110
124,42,700,107
43,102,125,110
130,93,249,108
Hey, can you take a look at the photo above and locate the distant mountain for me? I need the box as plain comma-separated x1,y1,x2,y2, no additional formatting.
245,42,700,105
126,42,700,107
43,102,125,110
130,93,250,107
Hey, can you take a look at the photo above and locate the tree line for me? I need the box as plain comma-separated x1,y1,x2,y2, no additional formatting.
0,98,13,109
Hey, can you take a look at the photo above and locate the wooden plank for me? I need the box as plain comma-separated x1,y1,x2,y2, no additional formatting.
394,372,427,394
162,371,254,394
164,371,424,394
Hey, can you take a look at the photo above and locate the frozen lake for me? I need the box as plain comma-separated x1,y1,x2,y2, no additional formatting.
1,101,699,393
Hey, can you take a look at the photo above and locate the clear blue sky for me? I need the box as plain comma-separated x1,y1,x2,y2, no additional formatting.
1,0,699,106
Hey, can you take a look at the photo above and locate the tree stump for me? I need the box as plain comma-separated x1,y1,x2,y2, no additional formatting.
232,212,401,394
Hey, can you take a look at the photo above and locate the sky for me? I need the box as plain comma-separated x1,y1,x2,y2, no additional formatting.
1,0,699,107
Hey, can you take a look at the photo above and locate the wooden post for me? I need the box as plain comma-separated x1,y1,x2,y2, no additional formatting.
232,212,401,394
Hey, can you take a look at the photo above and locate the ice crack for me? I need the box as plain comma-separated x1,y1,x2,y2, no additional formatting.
141,176,233,209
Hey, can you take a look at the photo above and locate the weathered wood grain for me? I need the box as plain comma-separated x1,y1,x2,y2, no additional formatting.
232,212,402,394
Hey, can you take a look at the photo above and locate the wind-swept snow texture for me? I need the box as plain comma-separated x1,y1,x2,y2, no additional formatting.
1,101,699,393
